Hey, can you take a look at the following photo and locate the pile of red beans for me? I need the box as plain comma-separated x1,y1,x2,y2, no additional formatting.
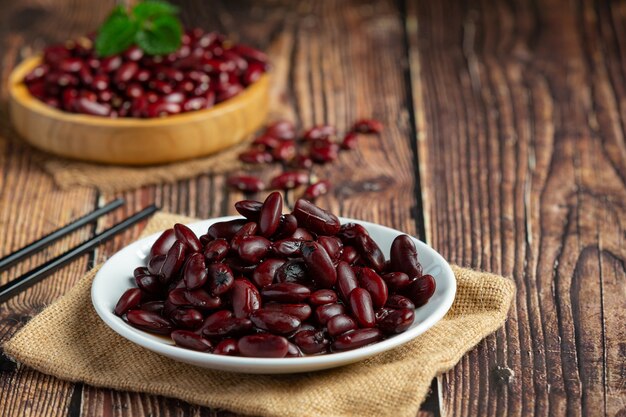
228,119,383,200
114,193,436,357
22,29,268,118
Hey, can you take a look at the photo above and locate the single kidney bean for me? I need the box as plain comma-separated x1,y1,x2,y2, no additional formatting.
184,288,222,310
332,328,383,352
272,238,303,258
207,219,246,240
252,258,285,288
231,279,261,318
291,227,314,241
292,199,341,236
249,309,301,334
317,236,343,261
167,288,190,307
148,254,166,275
404,274,436,307
309,140,339,164
238,236,271,264
203,317,253,337
294,329,330,355
274,260,310,286
159,240,187,282
272,214,298,240
349,288,376,328
225,257,258,276
135,272,164,295
139,300,164,313
339,246,359,264
234,200,263,220
174,223,202,253
272,141,296,162
352,118,383,134
263,303,312,321
265,120,295,140
227,175,265,192
134,266,150,278
114,288,143,316
171,330,213,352
213,338,239,355
198,310,232,334
390,234,423,278
170,307,204,330
336,261,359,301
302,180,331,201
238,334,289,358
269,171,309,190
203,238,229,263
261,282,311,303
337,223,369,243
315,303,345,325
207,263,235,295
126,310,173,335
303,125,335,141
354,234,386,272
286,342,303,357
381,272,412,291
340,131,358,150
358,268,388,309
385,294,415,310
327,314,358,337
259,192,283,237
230,222,258,252
301,241,337,288
149,228,176,261
76,98,111,116
309,289,338,306
377,308,415,334
183,252,207,290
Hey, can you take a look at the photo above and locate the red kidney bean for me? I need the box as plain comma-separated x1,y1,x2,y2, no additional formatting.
337,223,369,243
243,62,264,85
182,96,209,112
272,238,302,258
231,279,261,318
238,334,289,358
377,308,415,334
170,308,204,329
252,258,285,288
203,317,253,337
309,140,339,164
207,219,246,240
381,272,412,291
159,240,187,282
292,199,341,236
301,241,337,288
174,223,202,253
375,307,393,321
259,192,283,237
184,288,222,310
274,260,310,286
213,338,239,355
349,288,376,328
147,254,166,275
253,133,281,149
136,272,164,294
385,294,415,310
126,310,173,335
230,222,258,252
234,200,263,220
291,227,314,241
315,303,345,325
332,328,382,352
183,253,207,290
265,120,295,140
207,263,235,295
272,141,296,162
339,246,359,264
390,235,423,278
358,268,388,309
114,61,138,84
227,175,265,192
263,303,312,321
203,238,229,263
261,282,311,303
303,180,331,201
225,256,258,276
139,300,165,313
309,289,338,306
269,171,309,190
286,342,303,357
294,329,329,355
114,288,143,316
171,330,213,352
340,131,358,150
336,261,359,301
355,234,386,272
327,314,358,337
352,119,383,134
249,309,301,334
317,236,343,261
198,310,232,333
239,148,273,164
101,55,122,72
303,125,335,141
76,98,111,116
272,214,298,240
238,236,271,264
404,274,436,307
134,266,150,278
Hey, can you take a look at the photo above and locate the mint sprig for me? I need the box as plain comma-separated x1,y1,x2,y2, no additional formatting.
95,0,182,57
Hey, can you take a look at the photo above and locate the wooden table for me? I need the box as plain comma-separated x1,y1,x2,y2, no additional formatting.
1,1,624,416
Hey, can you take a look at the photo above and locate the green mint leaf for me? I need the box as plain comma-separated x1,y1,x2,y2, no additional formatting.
132,0,179,21
95,13,138,57
135,15,182,55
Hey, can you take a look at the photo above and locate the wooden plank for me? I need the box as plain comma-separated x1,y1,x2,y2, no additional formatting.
406,0,626,415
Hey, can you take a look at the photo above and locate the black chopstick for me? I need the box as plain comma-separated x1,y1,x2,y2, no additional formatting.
0,204,159,304
0,198,125,272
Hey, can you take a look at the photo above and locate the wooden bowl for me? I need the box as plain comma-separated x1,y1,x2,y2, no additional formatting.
8,56,270,165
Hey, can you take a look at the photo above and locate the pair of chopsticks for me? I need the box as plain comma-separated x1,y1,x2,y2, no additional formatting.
0,199,158,303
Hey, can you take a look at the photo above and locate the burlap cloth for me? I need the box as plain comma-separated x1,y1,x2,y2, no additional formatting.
3,213,516,417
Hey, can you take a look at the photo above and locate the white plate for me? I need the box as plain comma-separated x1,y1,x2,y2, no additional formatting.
92,216,456,374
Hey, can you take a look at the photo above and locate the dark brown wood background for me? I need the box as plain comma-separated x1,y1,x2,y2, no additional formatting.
1,0,625,416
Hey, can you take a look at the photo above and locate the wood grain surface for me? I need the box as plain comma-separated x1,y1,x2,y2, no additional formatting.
0,0,624,416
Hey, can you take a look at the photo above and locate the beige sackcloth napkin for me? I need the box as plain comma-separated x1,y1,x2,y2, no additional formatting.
3,213,516,417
